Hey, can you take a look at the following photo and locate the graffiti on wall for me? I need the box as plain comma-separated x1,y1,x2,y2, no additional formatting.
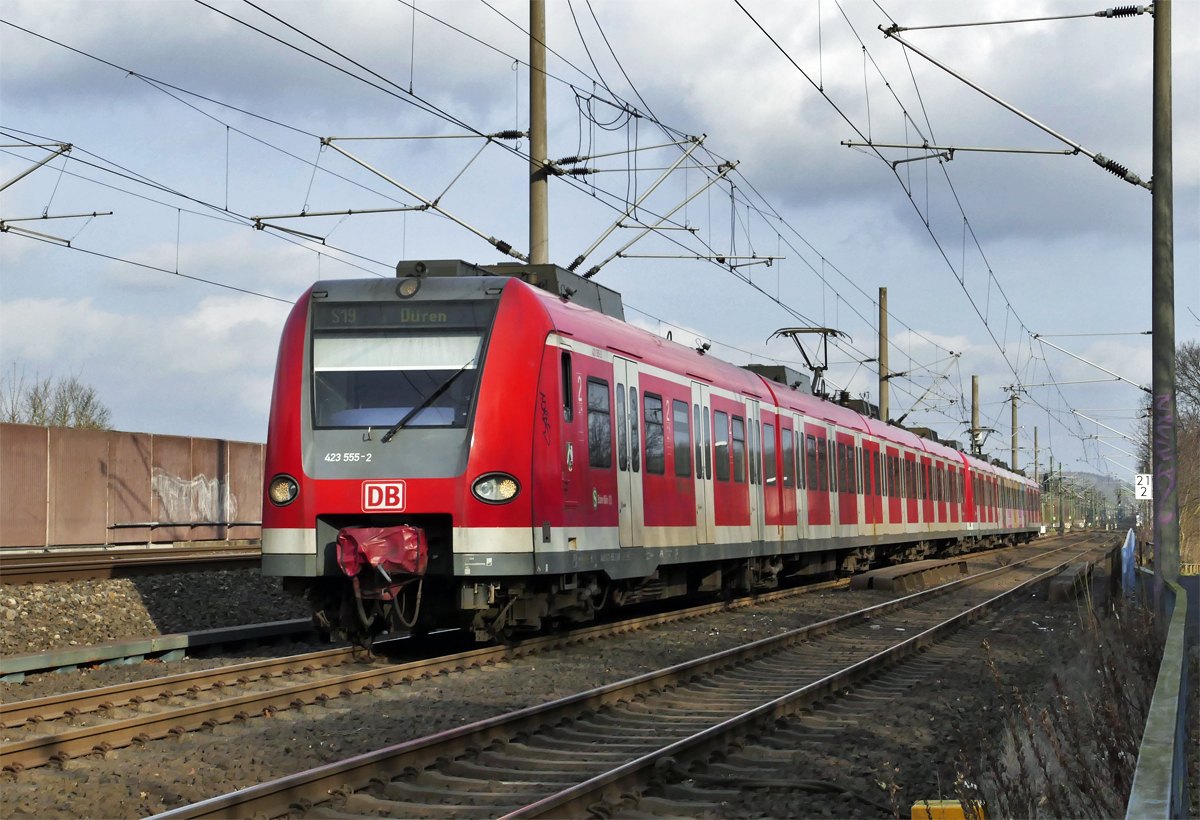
151,469,238,524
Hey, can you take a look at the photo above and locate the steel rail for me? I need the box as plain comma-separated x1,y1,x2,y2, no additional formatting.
0,537,1049,726
0,577,851,771
144,535,1104,820
512,543,1101,818
0,543,261,585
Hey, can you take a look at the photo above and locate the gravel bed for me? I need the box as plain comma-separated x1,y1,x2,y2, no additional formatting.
0,569,311,656
0,540,1094,820
0,585,898,819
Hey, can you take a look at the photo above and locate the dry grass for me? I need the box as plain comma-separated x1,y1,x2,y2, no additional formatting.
951,592,1163,819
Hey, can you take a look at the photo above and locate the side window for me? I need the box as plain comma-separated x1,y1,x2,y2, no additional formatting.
643,393,665,475
763,423,777,486
836,442,847,494
673,399,691,477
615,384,628,472
873,451,882,497
714,411,730,482
806,434,819,491
586,378,612,469
731,416,746,483
703,408,712,479
847,444,857,495
796,430,805,489
693,404,702,477
629,388,640,473
817,436,829,492
781,426,794,489
561,352,573,422
748,422,759,486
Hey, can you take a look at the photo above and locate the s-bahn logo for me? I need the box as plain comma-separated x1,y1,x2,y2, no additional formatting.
362,481,405,511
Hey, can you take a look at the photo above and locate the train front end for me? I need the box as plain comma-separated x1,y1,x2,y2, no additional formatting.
261,261,547,645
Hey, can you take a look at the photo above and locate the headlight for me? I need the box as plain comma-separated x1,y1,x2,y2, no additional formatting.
268,474,299,506
396,277,421,298
472,473,520,504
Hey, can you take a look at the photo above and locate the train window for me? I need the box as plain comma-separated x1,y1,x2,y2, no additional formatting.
561,352,573,422
693,405,703,477
587,378,612,469
847,445,857,495
731,416,747,484
842,443,852,494
873,451,882,497
763,423,777,486
817,436,829,492
643,393,665,475
806,435,818,491
795,430,805,489
703,409,712,479
748,423,758,486
312,331,484,429
629,388,640,473
714,411,730,482
673,400,692,478
781,427,794,489
615,384,628,472
922,464,929,500
753,423,762,485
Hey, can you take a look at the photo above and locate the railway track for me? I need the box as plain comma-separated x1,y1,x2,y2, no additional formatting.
139,533,1110,820
0,576,849,771
0,542,261,585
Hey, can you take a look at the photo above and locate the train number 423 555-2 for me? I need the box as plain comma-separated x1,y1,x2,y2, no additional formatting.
324,452,372,462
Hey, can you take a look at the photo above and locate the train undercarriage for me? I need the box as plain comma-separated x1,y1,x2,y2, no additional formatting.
286,531,1037,649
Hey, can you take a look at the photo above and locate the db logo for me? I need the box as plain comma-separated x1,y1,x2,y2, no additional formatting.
362,481,405,511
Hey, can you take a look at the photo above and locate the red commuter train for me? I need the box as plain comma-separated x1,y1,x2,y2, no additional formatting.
262,260,1042,645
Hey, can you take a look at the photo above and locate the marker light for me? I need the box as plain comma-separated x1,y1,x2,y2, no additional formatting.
397,277,421,299
268,474,299,506
472,473,520,504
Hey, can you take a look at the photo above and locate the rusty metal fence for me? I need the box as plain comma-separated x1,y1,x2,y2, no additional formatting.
0,423,263,549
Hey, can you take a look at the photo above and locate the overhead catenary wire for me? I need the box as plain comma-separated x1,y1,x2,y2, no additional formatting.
5,4,964,435
734,0,1105,468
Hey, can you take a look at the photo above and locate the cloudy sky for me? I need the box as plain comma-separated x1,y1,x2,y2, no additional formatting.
1,0,1196,481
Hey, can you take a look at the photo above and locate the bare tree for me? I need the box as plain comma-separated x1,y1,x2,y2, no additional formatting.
1177,340,1200,419
0,363,113,430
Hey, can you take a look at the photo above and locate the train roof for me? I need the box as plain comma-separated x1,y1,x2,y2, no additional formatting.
313,261,1036,489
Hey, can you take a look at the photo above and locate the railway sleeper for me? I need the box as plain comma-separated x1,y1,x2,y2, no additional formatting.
377,779,548,806
342,792,508,818
399,768,539,793
440,758,580,783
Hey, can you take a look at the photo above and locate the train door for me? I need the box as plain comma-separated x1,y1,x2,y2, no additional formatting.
746,399,764,544
612,358,643,548
863,441,880,527
790,414,805,536
804,422,831,526
778,415,797,529
920,456,934,528
835,431,858,529
691,382,715,544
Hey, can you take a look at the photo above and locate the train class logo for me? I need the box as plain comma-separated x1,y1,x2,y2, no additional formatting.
362,481,406,511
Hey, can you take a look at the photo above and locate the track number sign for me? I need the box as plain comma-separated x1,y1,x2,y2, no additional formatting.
363,481,405,511
1135,474,1153,501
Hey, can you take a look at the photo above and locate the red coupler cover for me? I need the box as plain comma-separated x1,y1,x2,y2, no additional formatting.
336,525,428,578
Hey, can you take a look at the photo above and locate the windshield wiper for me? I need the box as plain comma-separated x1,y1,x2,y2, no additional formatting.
380,359,475,443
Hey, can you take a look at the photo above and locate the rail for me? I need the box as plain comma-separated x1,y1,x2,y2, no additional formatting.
144,537,1102,819
1125,578,1191,820
0,542,261,584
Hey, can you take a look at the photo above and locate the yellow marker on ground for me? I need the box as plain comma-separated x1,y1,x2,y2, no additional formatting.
911,799,984,819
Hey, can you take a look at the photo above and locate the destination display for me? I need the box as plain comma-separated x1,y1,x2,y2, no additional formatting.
312,301,496,330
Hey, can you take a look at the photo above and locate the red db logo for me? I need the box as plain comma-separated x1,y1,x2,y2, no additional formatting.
362,481,405,511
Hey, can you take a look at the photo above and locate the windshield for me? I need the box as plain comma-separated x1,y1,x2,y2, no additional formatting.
311,300,496,429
